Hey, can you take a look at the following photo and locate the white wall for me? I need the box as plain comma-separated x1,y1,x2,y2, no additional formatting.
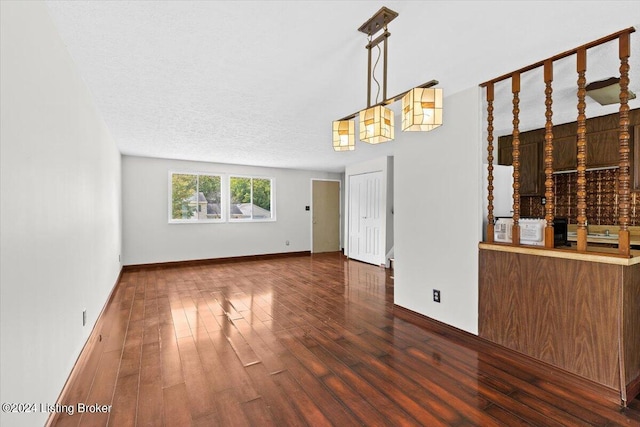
0,2,122,427
386,156,395,259
122,156,341,265
394,87,483,334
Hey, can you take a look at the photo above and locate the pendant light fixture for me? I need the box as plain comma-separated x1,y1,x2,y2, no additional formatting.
332,6,442,151
402,87,443,131
360,105,394,144
332,120,355,151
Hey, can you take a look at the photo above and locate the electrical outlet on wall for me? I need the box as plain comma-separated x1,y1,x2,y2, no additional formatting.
433,289,441,303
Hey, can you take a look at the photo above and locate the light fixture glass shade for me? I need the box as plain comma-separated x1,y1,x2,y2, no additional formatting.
359,105,394,144
585,77,637,105
402,87,443,131
332,120,355,151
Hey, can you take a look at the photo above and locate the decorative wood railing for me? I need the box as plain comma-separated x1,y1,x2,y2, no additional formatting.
543,60,554,248
511,72,521,246
486,83,495,243
619,31,632,255
576,48,588,252
480,27,636,257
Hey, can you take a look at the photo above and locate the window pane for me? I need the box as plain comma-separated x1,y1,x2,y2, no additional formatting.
230,177,252,219
199,175,221,219
171,174,197,220
252,178,271,219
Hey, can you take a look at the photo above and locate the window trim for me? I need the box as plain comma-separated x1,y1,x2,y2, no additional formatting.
228,175,276,222
168,171,226,224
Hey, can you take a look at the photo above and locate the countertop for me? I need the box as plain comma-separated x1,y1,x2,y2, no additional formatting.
478,242,640,266
566,225,640,245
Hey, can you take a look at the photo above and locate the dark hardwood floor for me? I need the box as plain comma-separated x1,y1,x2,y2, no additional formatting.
50,252,640,426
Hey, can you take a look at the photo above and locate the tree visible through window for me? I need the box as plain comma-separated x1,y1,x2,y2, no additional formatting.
170,173,222,221
229,176,273,220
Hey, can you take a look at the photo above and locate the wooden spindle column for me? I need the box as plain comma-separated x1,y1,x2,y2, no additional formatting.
618,32,631,256
511,73,521,245
543,60,555,248
486,83,495,243
576,48,588,252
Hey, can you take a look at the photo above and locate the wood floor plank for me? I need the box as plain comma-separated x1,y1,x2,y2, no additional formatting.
76,349,121,427
484,404,534,426
425,337,616,425
270,370,333,427
106,373,138,427
118,321,143,379
159,323,183,389
352,360,456,426
136,380,163,426
273,350,361,427
162,383,191,426
379,350,504,426
244,363,307,425
231,316,286,374
205,330,261,402
275,327,331,378
333,363,422,426
321,374,390,426
206,388,250,427
49,253,640,427
240,397,277,427
176,335,217,420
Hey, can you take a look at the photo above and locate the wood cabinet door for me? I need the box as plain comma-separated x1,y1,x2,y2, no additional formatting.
498,145,513,166
519,143,541,196
553,136,577,171
587,130,619,169
497,137,542,196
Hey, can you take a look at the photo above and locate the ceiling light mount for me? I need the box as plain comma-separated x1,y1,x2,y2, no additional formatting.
333,6,442,151
357,6,398,36
586,77,637,105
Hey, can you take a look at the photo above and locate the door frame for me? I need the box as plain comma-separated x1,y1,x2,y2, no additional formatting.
310,178,342,254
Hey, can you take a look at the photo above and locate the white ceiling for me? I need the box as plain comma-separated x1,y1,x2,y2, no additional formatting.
44,1,640,173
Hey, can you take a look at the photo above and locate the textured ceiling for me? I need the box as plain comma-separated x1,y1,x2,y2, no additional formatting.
45,1,640,173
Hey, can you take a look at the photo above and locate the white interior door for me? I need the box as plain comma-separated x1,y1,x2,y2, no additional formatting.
349,171,383,265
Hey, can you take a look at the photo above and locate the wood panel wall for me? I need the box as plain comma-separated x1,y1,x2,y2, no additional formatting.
623,262,640,400
479,249,623,391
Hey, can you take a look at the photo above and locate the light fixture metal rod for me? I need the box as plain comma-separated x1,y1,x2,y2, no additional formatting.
383,35,388,102
337,79,439,122
366,31,390,50
367,40,372,107
366,30,391,107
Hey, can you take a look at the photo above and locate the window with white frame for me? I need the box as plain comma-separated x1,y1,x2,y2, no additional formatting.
229,176,274,221
170,172,223,222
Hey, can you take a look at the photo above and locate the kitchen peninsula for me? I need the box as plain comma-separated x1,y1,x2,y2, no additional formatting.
478,243,640,405
479,28,639,406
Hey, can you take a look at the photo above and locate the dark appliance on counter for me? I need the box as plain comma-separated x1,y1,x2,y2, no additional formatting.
553,217,569,247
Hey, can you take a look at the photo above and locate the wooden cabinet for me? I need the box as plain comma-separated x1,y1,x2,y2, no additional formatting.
519,143,542,196
587,129,620,169
552,136,577,171
498,135,543,196
479,247,640,404
550,132,619,171
497,109,640,194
